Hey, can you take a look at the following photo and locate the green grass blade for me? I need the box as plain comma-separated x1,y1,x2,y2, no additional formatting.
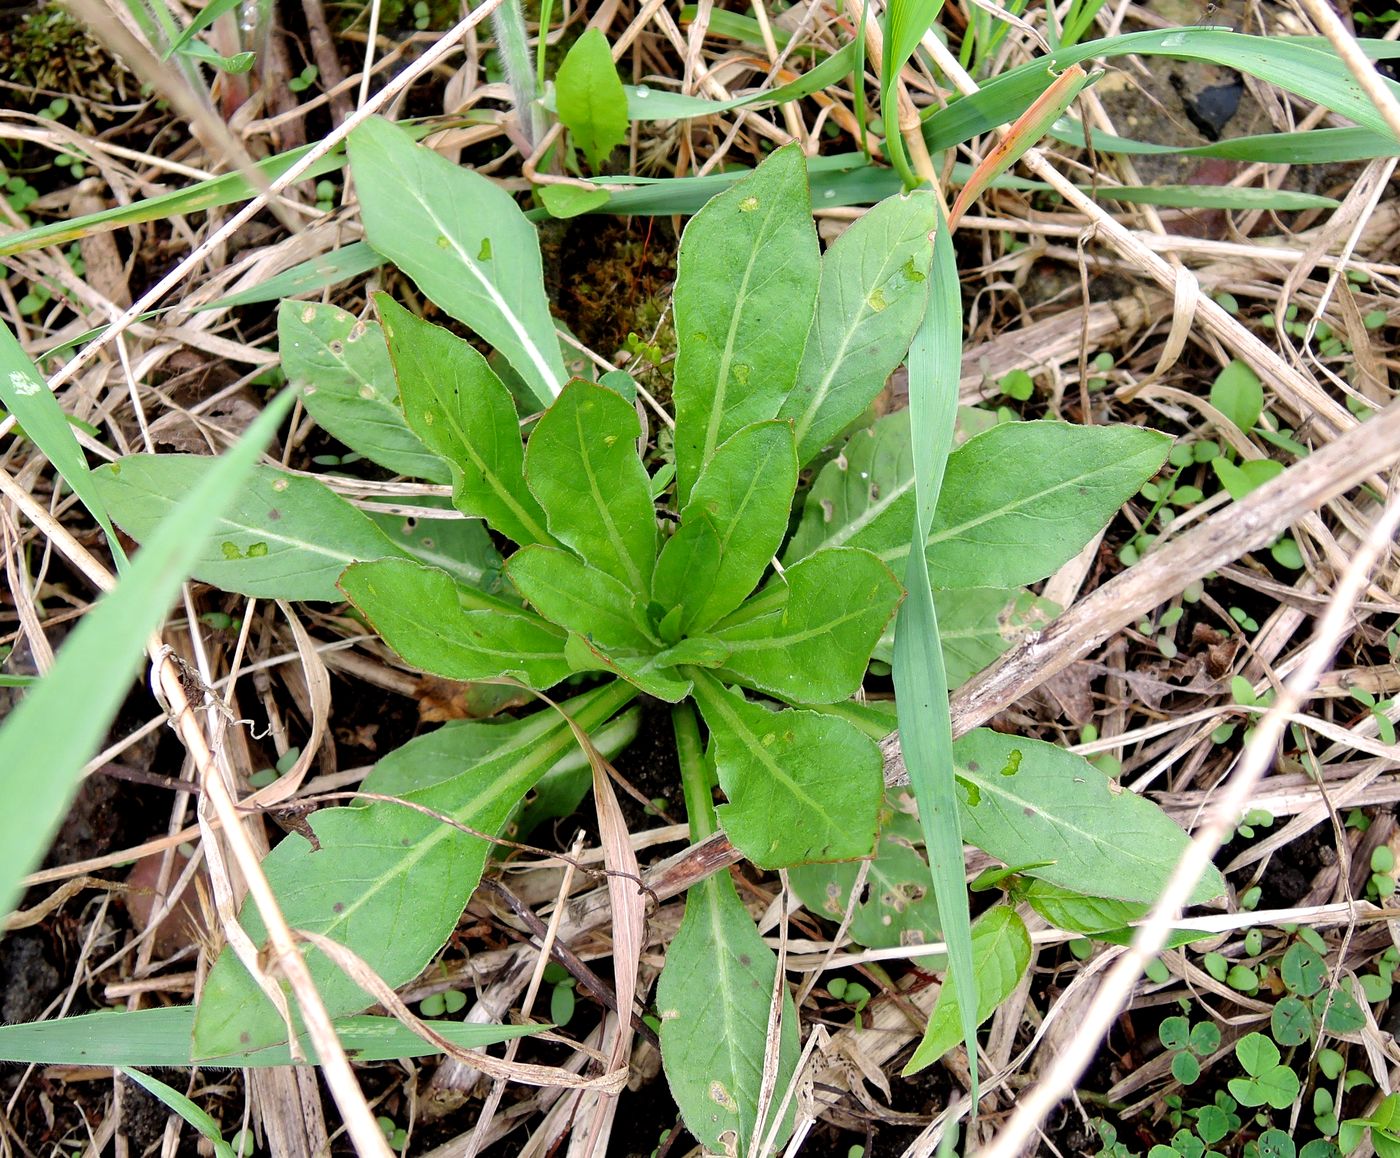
892,205,980,1108
120,1069,236,1158
0,391,293,922
1053,122,1398,164
0,322,125,563
880,0,946,187
925,31,1400,151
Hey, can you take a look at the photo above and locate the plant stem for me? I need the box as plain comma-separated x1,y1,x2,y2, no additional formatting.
672,700,717,844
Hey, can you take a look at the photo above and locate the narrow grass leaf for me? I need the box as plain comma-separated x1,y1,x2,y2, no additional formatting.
348,117,566,408
120,1069,234,1158
690,671,882,867
0,391,292,922
892,204,981,1104
0,322,123,560
193,681,635,1057
555,28,628,171
93,455,408,602
670,144,819,504
657,871,799,1153
207,243,384,311
1052,122,1398,165
278,301,450,483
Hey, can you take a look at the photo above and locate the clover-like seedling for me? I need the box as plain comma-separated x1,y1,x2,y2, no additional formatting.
1159,1014,1222,1086
1228,1032,1301,1110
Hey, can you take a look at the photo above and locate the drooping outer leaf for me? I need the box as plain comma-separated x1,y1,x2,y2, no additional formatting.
505,545,657,651
690,672,882,868
955,728,1226,905
671,143,819,504
524,380,656,592
788,412,1170,587
788,795,943,949
340,557,570,688
0,1006,541,1068
193,680,636,1058
709,547,902,704
92,455,408,602
554,27,628,172
657,871,799,1153
652,421,797,636
277,300,450,483
902,906,1031,1075
376,294,552,548
777,191,936,464
348,117,566,409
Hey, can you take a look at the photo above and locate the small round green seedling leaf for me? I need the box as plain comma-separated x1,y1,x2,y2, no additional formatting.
1257,1129,1296,1158
1190,1022,1222,1056
1210,360,1264,432
1282,942,1327,996
1236,1033,1281,1076
1271,995,1312,1046
1195,1104,1230,1144
1257,1064,1301,1110
1160,1015,1191,1050
1228,964,1260,993
1317,1048,1345,1080
1204,951,1229,982
550,981,576,1026
1173,1050,1202,1085
1321,987,1365,1034
1298,1142,1339,1158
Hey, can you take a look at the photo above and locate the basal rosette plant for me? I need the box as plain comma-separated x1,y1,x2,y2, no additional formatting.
88,118,1226,1152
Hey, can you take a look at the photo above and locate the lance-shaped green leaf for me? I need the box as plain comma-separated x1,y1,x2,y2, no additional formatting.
776,192,936,464
555,28,628,171
691,672,881,868
872,586,1059,683
789,413,1170,588
671,144,819,504
376,294,552,548
92,455,407,602
709,548,902,704
902,906,1031,1075
657,871,799,1153
278,301,450,483
348,117,566,408
505,545,657,651
193,680,635,1058
564,634,693,703
955,728,1227,905
340,557,570,688
366,499,504,593
524,380,656,592
789,795,943,949
1013,879,1149,936
652,421,797,636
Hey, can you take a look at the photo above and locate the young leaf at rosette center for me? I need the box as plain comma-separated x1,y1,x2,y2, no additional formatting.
278,300,451,483
348,117,566,409
777,190,936,466
788,794,942,949
505,545,658,651
955,728,1227,906
376,293,552,549
652,421,797,636
92,455,409,602
657,871,799,1154
691,672,882,868
671,143,819,505
554,27,628,173
193,680,635,1058
709,547,902,704
902,906,1032,1075
563,634,693,703
524,380,657,593
340,557,570,688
